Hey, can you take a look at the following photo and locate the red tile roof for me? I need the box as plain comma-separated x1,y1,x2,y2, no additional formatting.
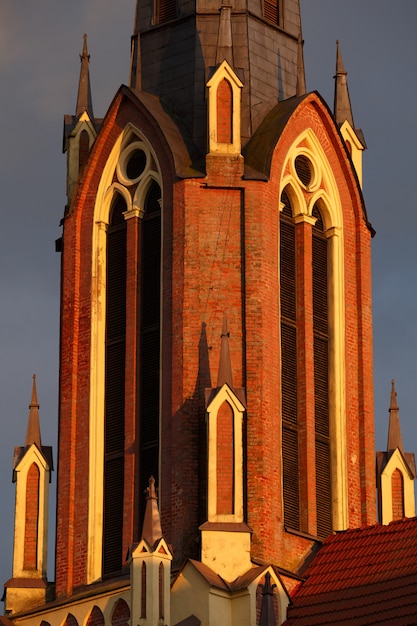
283,517,417,625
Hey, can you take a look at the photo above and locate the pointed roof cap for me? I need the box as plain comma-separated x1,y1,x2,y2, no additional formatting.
259,571,277,626
141,476,163,547
25,374,42,448
215,2,234,67
296,32,306,97
76,34,94,119
217,312,233,388
333,40,354,127
387,379,404,453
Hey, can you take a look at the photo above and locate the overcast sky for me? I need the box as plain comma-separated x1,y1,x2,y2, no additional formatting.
0,0,416,590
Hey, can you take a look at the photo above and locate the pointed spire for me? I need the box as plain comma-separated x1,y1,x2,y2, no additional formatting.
217,312,233,388
296,31,306,97
141,476,163,546
259,571,277,626
25,374,42,448
215,2,234,67
76,34,94,119
387,379,404,453
333,40,354,127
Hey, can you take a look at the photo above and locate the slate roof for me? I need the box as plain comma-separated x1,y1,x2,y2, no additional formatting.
283,517,417,625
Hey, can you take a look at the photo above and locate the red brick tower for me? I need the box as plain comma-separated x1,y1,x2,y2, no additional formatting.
44,0,375,614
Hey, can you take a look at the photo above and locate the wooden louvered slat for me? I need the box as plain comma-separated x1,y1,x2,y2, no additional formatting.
281,324,297,426
282,426,300,530
312,235,327,335
103,456,124,575
141,328,160,445
280,219,296,322
105,341,126,454
315,438,332,538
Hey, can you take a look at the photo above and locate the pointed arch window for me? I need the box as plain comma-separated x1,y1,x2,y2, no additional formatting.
89,131,164,583
24,463,40,570
140,180,161,496
216,79,233,144
102,179,162,577
391,468,405,520
280,192,332,539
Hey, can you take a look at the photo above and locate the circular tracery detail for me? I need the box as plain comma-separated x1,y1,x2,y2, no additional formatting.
295,154,312,187
117,141,151,186
125,149,147,180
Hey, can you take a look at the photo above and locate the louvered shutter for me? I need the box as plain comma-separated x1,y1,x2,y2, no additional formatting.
264,0,278,24
312,205,331,539
103,194,127,575
158,0,177,23
140,182,161,503
280,194,299,530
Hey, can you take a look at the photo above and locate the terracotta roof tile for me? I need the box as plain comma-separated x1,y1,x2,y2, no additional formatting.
283,517,417,625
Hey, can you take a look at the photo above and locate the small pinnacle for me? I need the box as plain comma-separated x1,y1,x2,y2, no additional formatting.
334,39,354,127
387,379,403,453
390,379,399,410
259,571,277,625
76,33,94,119
296,31,306,97
141,476,163,546
26,374,42,448
217,312,233,388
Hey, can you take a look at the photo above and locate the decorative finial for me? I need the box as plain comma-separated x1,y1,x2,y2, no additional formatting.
81,33,90,62
217,312,233,388
141,476,163,547
259,571,277,626
296,31,306,97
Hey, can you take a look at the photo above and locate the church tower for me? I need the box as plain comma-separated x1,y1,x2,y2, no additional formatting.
4,2,376,624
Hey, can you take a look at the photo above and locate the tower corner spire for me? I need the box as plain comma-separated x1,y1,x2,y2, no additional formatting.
25,374,42,449
387,379,404,453
296,31,306,97
215,2,234,67
76,33,94,120
141,476,163,547
333,39,354,127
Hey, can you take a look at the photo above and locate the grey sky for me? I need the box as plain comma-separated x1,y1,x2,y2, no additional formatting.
0,0,416,590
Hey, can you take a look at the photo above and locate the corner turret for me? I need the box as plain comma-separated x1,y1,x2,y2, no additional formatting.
63,35,100,208
4,376,53,615
129,477,172,626
376,380,416,524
